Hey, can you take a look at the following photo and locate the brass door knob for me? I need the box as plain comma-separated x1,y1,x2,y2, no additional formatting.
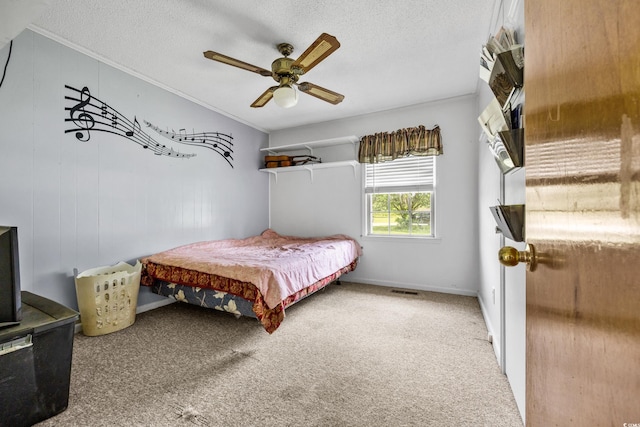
499,243,538,271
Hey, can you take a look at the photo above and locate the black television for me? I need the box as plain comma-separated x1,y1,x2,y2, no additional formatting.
0,226,21,327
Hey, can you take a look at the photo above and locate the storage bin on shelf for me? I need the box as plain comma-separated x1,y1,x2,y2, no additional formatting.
74,261,141,336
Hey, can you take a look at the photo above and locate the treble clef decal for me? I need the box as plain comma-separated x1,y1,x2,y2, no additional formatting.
66,86,94,142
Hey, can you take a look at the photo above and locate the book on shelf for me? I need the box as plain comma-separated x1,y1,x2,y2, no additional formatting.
493,26,517,53
478,98,524,174
478,98,510,139
489,46,524,107
479,46,495,83
479,25,523,88
510,103,523,129
486,25,518,55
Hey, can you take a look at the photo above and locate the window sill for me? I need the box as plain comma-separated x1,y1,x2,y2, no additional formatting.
361,235,442,244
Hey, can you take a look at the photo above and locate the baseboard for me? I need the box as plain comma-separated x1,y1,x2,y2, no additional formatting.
477,294,501,365
346,277,478,297
136,298,176,314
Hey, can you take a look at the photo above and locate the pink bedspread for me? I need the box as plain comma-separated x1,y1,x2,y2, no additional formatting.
141,229,362,309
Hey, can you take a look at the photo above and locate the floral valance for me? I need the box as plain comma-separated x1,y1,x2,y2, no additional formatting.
357,125,442,164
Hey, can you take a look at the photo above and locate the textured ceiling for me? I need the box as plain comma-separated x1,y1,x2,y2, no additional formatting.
26,0,498,132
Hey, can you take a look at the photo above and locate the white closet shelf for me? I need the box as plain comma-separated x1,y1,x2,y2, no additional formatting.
259,135,360,182
260,135,359,154
259,160,359,183
259,160,358,173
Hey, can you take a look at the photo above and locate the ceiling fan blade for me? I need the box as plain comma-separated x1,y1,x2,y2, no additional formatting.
203,50,272,77
292,33,340,74
298,82,344,105
251,86,278,108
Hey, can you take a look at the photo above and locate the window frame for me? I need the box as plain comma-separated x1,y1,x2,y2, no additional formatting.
362,155,437,239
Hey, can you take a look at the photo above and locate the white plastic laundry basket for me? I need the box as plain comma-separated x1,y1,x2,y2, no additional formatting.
74,261,141,336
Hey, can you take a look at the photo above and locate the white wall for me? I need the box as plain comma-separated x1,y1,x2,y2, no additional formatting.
269,95,480,296
476,0,526,420
0,30,269,311
476,107,503,352
501,0,526,417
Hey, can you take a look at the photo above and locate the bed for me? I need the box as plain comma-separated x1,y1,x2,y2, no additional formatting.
140,229,361,333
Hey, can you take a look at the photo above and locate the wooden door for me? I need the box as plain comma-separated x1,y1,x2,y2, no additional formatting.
525,0,640,425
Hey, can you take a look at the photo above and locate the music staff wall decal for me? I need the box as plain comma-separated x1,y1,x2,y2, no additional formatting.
64,85,235,167
144,120,234,168
64,85,195,158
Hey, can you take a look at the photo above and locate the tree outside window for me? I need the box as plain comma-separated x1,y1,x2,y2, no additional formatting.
370,192,432,236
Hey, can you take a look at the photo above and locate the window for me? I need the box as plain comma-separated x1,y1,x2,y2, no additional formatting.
364,155,435,237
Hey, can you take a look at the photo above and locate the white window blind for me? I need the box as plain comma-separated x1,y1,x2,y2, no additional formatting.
364,156,435,193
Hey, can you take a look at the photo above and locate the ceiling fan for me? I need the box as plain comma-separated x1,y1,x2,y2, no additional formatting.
203,33,344,109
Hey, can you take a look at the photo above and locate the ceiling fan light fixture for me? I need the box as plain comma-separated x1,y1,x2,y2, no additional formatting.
273,84,298,108
204,33,343,108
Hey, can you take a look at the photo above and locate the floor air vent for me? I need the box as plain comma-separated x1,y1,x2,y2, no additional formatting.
391,289,419,295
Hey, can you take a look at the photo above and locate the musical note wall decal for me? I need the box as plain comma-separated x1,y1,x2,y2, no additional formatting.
64,85,196,159
125,116,141,137
143,120,235,168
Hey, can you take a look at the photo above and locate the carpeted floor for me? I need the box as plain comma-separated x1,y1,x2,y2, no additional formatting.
37,282,522,427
